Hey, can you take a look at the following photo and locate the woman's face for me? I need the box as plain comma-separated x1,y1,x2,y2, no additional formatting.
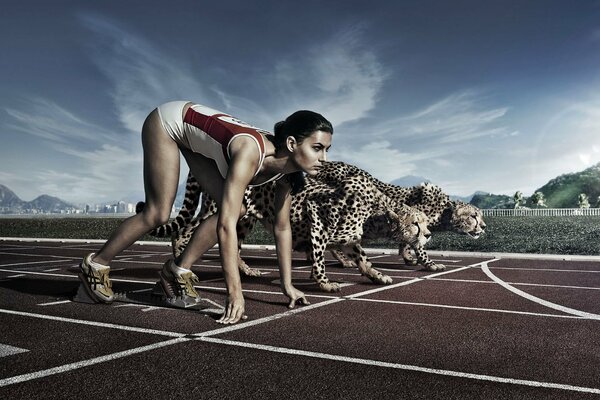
291,130,332,175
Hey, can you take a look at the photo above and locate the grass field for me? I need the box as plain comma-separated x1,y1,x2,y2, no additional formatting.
1,216,599,255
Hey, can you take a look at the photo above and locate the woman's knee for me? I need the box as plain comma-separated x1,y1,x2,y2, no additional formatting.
140,205,171,227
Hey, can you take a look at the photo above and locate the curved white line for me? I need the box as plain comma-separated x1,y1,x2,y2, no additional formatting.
481,263,600,320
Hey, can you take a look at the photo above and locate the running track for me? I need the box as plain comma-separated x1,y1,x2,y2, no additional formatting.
0,238,599,399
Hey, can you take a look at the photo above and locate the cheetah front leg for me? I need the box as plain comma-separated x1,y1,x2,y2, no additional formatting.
343,244,392,285
235,216,262,277
330,249,356,268
309,245,341,292
305,202,341,292
413,244,446,271
400,243,418,266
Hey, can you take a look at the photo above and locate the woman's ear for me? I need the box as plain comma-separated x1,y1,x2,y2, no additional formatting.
286,136,297,152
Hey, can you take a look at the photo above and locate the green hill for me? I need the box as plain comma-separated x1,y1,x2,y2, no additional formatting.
532,163,600,208
470,193,514,209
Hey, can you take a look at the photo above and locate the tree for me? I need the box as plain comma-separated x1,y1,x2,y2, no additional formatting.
530,191,547,208
596,196,600,208
578,193,590,209
513,191,523,209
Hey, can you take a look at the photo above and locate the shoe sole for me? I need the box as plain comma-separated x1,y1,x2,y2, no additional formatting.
78,265,114,304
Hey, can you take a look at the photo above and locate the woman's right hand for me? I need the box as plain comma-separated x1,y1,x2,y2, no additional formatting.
283,285,310,309
217,293,247,324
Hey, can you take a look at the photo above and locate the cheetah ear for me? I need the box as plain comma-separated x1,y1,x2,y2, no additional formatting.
385,209,399,222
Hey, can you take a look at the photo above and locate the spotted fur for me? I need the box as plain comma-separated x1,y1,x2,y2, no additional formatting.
150,171,431,292
315,161,486,271
148,161,485,276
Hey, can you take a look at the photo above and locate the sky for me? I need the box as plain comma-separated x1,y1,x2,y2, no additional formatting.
2,0,600,205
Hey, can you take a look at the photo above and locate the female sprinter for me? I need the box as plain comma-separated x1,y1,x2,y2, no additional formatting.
78,101,333,324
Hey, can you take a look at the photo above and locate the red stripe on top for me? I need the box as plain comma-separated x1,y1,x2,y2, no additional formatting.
183,107,265,162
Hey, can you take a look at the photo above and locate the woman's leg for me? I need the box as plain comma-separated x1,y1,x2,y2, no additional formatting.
93,109,181,265
175,149,228,269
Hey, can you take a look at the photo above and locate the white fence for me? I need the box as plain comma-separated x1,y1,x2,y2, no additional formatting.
482,208,600,217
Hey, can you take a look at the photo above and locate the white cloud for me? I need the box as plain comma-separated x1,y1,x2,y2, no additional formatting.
4,97,116,147
81,13,210,133
377,89,511,143
329,140,447,183
267,25,388,127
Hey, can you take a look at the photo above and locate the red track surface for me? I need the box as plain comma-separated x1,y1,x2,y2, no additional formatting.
0,239,599,399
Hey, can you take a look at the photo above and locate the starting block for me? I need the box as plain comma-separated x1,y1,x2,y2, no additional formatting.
73,281,218,313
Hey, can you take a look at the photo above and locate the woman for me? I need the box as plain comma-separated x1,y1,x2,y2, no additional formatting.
78,101,333,325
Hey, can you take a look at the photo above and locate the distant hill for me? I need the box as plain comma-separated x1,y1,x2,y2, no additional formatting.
0,184,75,213
0,184,23,208
450,191,488,203
389,175,431,187
470,193,514,209
530,163,600,208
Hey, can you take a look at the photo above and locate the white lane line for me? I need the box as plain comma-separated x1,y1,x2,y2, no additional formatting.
38,300,72,306
481,263,600,320
0,251,78,260
345,265,481,300
350,298,585,320
491,267,600,273
0,309,186,338
196,297,346,338
0,344,29,358
429,277,600,291
6,274,26,278
0,337,189,388
195,260,490,338
42,268,61,272
200,337,600,395
0,260,73,268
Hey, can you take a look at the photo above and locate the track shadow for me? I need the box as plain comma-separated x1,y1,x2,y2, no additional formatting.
0,276,78,298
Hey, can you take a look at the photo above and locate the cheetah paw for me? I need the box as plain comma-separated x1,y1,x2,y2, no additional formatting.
425,263,446,272
239,263,262,277
319,282,342,292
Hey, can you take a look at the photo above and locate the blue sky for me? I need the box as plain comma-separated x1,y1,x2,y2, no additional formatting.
2,0,600,205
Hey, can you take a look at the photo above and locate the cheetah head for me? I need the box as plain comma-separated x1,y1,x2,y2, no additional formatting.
451,203,486,239
387,206,431,247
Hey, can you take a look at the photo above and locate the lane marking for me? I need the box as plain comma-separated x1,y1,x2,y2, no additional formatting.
0,308,186,338
38,300,71,306
481,263,600,320
0,344,29,358
0,260,73,268
194,260,489,338
200,337,600,395
351,298,585,320
490,266,600,273
0,337,189,388
429,277,600,291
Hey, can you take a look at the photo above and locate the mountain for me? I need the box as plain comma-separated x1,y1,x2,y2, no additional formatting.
26,195,74,212
389,175,431,187
470,193,514,209
530,163,600,208
0,184,23,208
450,191,488,204
0,185,75,213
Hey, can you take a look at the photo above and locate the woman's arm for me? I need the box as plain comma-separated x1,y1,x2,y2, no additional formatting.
217,137,259,324
273,180,309,308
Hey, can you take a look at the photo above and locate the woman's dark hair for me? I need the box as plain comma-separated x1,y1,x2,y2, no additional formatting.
273,110,333,194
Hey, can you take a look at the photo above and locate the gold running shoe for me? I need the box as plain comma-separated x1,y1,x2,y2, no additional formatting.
78,253,114,303
159,259,201,303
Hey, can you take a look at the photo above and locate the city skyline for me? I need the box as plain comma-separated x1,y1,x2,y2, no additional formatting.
2,1,600,204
